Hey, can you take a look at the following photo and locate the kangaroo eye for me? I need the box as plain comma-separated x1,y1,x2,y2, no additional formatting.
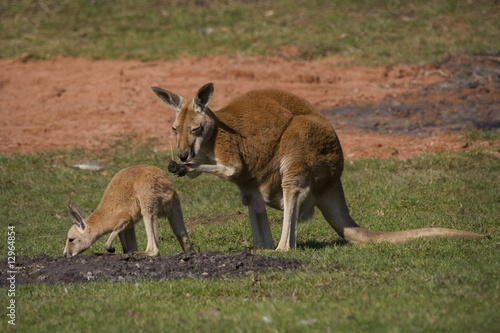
191,126,202,135
172,126,178,134
68,238,75,243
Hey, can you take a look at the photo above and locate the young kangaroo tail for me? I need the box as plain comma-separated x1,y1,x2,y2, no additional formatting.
317,180,486,245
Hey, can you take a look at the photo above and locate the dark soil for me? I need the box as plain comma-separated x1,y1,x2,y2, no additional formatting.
323,54,500,135
0,251,305,285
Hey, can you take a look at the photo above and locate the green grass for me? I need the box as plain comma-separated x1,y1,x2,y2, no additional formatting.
1,0,499,64
465,129,500,142
1,2,498,330
0,137,499,332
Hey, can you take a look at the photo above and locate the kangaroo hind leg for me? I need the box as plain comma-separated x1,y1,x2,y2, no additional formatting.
276,182,312,251
241,188,274,250
137,214,160,256
118,226,139,253
124,214,160,256
167,204,194,252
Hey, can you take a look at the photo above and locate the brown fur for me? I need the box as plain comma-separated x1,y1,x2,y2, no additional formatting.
152,84,485,250
63,165,194,256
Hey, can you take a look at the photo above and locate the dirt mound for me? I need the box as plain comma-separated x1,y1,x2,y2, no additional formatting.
1,251,305,285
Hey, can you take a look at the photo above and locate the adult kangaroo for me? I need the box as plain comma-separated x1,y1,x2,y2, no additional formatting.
151,83,485,251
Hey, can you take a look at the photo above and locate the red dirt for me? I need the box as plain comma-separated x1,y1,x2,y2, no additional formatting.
1,54,498,158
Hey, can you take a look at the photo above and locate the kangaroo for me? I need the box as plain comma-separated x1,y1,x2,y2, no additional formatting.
63,165,194,257
151,83,485,251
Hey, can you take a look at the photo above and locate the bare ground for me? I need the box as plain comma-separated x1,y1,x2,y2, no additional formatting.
0,252,305,286
1,54,498,158
1,54,498,284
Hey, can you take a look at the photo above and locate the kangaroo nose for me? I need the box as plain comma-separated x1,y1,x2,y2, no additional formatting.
178,152,189,162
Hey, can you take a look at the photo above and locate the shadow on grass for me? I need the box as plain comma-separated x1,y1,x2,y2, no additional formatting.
298,239,348,250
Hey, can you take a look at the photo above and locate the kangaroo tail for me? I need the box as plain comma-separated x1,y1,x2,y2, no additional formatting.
343,226,485,245
317,180,486,245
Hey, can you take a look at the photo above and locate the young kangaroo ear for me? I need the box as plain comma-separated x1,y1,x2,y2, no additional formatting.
68,203,86,232
193,83,214,113
151,86,184,112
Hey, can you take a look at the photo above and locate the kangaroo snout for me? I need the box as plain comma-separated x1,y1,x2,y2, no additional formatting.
178,148,194,162
64,251,77,258
178,152,190,162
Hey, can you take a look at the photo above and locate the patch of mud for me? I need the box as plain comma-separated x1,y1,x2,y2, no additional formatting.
323,99,499,134
0,251,305,285
323,54,500,135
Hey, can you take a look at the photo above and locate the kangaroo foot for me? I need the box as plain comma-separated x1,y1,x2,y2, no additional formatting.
126,251,160,257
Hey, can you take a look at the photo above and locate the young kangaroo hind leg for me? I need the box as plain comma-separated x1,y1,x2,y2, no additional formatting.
119,226,139,253
167,205,194,252
135,214,160,256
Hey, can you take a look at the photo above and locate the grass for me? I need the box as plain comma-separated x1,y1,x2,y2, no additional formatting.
465,129,500,142
0,137,498,332
0,1,499,330
1,0,499,64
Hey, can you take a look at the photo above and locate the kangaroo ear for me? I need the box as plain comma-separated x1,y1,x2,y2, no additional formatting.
68,203,86,232
151,86,184,112
193,83,214,113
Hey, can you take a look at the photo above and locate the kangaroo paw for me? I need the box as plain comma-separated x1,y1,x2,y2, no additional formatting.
168,160,187,177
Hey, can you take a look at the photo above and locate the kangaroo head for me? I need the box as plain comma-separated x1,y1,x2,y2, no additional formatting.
151,83,215,162
63,203,93,257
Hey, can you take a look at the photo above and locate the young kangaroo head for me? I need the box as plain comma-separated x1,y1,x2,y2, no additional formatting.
151,83,215,162
63,203,94,257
